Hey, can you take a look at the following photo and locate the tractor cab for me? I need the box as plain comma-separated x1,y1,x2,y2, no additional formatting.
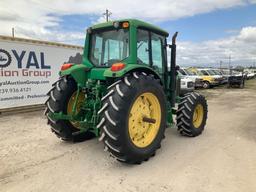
84,19,169,72
61,19,171,87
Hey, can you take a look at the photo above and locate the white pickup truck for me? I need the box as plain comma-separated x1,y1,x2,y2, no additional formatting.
178,68,204,88
245,71,256,79
179,77,195,95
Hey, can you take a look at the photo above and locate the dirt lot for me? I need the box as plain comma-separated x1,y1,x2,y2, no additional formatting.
1,79,256,192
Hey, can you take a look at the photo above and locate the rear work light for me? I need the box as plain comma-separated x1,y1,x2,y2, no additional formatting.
111,63,125,72
61,63,73,71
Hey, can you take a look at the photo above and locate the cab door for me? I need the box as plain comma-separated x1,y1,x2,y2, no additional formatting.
136,29,167,87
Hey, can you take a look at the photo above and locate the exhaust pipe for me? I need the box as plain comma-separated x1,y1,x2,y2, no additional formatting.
169,32,178,107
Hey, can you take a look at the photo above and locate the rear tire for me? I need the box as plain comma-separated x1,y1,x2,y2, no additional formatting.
44,76,95,141
97,72,166,164
176,92,208,136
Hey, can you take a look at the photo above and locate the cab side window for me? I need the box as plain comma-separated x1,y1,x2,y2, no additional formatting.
137,29,150,65
151,33,163,73
137,29,165,75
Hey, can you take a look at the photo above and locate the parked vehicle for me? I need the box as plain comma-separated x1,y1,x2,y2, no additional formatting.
228,70,246,88
187,68,220,89
178,68,203,88
211,69,228,84
244,70,256,79
220,69,231,79
179,76,195,95
198,69,223,84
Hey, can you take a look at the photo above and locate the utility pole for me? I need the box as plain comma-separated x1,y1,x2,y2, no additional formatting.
103,9,112,22
12,28,15,38
219,60,222,70
228,55,231,70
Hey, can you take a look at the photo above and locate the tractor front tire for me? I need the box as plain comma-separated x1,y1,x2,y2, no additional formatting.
176,92,208,137
45,76,95,141
98,72,166,164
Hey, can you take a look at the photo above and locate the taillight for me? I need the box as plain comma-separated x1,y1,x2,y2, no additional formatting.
111,63,125,71
61,63,73,71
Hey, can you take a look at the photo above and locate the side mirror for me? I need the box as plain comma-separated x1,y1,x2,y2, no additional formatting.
175,65,180,71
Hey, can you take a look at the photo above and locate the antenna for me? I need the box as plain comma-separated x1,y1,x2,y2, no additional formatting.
103,9,112,22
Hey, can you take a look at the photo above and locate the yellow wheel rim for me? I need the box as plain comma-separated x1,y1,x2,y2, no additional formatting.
193,104,204,128
67,91,85,129
128,92,161,148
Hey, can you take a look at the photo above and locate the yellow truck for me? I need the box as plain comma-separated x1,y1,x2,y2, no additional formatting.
187,67,221,88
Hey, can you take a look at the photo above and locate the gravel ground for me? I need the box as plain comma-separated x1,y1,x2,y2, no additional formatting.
1,79,256,192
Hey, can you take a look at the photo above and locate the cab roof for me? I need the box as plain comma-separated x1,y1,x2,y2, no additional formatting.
91,19,169,37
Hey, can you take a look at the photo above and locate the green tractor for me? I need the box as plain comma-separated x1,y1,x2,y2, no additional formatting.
45,19,208,164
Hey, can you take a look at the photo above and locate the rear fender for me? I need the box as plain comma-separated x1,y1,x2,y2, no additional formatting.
103,64,163,84
60,64,90,87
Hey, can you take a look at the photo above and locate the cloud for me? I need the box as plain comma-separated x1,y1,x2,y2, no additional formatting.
0,0,255,42
0,0,255,66
238,26,256,42
176,26,256,67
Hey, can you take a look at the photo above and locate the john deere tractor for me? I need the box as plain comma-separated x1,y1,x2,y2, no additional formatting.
45,19,208,164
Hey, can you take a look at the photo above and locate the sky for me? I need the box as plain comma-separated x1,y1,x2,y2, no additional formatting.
0,0,256,67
